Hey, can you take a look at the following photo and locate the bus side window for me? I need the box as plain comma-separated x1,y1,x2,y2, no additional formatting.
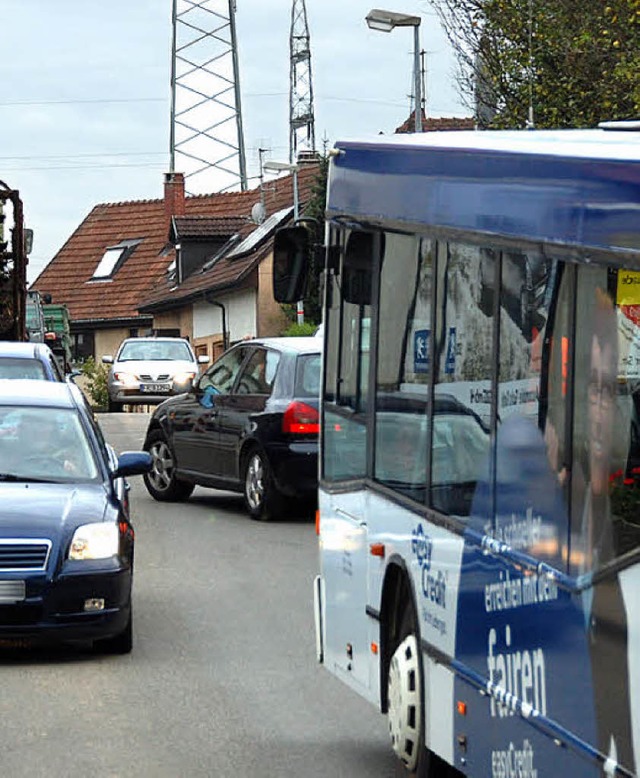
374,234,431,501
571,267,640,571
431,242,492,518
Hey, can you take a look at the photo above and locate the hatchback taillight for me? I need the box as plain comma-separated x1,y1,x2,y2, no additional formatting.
282,401,319,434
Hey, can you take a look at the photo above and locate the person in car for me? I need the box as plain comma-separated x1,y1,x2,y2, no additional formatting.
16,411,89,477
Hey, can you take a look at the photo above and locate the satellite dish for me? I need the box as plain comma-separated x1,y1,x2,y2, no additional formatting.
251,201,266,225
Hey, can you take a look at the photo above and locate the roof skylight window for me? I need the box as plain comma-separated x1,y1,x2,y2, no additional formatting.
91,239,142,280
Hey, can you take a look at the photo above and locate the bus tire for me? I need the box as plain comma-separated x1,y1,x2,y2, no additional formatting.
389,603,431,777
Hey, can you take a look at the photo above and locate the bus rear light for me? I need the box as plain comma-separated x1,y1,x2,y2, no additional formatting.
315,509,320,535
371,642,378,655
282,401,319,434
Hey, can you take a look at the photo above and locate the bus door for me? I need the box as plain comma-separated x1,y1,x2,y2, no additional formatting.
319,230,374,696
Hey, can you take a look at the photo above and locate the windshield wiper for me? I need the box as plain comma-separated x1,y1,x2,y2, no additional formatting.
0,472,58,484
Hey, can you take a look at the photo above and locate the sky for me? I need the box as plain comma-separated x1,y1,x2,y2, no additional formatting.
1,0,468,284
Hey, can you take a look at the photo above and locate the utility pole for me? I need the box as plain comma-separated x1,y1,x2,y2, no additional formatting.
289,0,316,163
170,0,248,193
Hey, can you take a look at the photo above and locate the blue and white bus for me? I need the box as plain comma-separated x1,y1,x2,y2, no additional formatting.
274,127,640,777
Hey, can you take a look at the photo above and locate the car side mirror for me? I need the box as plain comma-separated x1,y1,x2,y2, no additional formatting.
102,355,114,364
113,451,152,478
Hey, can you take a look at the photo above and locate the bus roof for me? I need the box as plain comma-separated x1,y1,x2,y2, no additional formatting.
328,128,640,259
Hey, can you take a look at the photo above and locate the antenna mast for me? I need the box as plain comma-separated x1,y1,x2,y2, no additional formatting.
170,0,248,193
289,0,316,162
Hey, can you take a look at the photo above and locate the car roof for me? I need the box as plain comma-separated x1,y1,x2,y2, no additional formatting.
245,337,321,355
0,379,77,409
119,336,191,344
0,341,52,359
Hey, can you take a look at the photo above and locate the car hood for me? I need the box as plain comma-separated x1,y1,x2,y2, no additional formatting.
0,482,109,537
112,359,197,377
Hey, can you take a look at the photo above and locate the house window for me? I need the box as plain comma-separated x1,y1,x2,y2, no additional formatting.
91,239,141,280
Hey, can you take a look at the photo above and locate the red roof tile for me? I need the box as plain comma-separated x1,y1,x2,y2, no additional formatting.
395,111,475,134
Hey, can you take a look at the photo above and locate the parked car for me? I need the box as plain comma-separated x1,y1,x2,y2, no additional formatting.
143,337,321,520
0,340,65,381
0,380,151,653
102,336,209,412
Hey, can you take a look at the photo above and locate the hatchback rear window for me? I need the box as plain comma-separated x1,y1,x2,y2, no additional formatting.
0,358,47,380
295,354,321,398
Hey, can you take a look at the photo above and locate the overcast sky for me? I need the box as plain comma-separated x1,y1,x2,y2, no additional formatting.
1,0,467,283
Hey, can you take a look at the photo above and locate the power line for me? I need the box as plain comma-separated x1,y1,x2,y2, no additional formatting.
0,151,165,162
2,162,166,172
0,97,165,107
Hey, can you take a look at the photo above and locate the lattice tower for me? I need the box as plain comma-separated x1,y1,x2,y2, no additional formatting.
289,0,316,163
170,0,248,193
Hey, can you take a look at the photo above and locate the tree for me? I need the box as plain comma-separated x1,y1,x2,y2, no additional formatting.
428,0,640,129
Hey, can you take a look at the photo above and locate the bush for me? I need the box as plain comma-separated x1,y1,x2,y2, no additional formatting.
80,356,109,410
281,321,317,337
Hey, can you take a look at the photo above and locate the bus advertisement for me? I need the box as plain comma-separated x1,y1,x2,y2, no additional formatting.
274,127,640,777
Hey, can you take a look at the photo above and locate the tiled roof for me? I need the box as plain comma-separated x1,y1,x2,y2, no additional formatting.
138,163,319,312
395,111,475,134
171,215,248,241
31,162,319,325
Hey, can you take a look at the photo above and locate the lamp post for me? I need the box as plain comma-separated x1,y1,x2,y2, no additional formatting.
366,8,423,132
263,160,303,324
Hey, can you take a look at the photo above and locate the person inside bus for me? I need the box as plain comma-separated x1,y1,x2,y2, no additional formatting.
576,286,635,771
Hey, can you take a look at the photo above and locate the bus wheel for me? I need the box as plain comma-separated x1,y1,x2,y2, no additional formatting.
388,606,430,776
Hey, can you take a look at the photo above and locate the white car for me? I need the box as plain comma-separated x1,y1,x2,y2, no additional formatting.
102,337,209,412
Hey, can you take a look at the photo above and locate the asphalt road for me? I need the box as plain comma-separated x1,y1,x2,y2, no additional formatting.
0,411,398,778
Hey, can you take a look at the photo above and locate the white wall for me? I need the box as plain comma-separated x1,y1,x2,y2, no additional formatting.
192,289,256,343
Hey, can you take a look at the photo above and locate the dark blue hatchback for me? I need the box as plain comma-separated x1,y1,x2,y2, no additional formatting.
0,380,151,652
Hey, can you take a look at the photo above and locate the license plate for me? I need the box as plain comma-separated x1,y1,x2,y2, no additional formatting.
140,383,170,393
0,581,25,603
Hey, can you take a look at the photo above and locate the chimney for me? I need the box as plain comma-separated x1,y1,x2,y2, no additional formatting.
164,172,186,221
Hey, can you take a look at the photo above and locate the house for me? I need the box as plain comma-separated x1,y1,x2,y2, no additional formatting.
31,162,320,363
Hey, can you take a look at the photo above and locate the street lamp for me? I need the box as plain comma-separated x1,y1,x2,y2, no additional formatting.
263,160,303,323
263,160,299,220
365,8,423,132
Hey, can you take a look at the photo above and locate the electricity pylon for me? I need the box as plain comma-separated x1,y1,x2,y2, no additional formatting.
170,0,248,193
289,0,316,163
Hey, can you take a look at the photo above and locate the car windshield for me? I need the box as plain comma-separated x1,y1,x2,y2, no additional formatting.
118,341,193,362
0,406,99,482
0,358,47,380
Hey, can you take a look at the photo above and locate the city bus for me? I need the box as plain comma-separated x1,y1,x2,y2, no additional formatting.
273,127,640,777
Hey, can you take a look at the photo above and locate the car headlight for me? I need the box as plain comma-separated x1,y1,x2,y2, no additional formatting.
69,523,119,560
114,371,139,388
173,371,196,385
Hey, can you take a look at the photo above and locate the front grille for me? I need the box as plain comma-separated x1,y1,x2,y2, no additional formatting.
0,540,51,571
139,374,170,381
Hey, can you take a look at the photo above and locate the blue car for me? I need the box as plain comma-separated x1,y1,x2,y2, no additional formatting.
0,380,151,653
0,341,65,381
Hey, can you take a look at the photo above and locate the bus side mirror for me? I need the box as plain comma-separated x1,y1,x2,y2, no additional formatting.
343,231,375,306
273,227,310,303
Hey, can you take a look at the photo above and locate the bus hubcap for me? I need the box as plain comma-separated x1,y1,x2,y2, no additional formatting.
388,634,421,771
